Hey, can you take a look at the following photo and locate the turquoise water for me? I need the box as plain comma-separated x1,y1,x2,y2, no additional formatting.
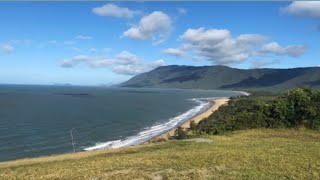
0,85,242,161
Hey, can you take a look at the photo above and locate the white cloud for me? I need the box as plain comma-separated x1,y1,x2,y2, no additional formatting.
89,48,97,53
8,39,33,46
251,59,280,69
162,48,185,57
191,56,208,62
0,44,15,54
60,51,166,75
177,8,187,15
92,4,139,18
122,11,172,44
282,1,320,18
61,55,112,68
102,48,112,53
177,27,268,64
48,40,57,44
70,47,109,54
61,60,75,68
261,42,306,57
38,40,58,48
60,55,92,67
166,27,306,65
75,35,92,40
112,59,165,75
237,34,268,44
71,47,81,52
63,41,75,45
180,28,231,45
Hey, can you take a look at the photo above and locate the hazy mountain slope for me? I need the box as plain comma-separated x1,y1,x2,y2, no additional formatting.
120,65,320,91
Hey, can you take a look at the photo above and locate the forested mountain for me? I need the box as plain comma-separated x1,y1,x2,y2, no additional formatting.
120,65,320,91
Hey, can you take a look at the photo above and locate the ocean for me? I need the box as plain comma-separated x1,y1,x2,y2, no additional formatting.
0,85,243,161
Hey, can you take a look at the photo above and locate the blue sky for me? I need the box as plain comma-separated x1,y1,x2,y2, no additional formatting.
0,2,319,85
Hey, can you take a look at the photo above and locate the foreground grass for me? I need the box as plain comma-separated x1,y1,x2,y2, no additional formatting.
1,129,320,179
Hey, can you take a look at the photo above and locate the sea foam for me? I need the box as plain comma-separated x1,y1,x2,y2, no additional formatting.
84,98,213,151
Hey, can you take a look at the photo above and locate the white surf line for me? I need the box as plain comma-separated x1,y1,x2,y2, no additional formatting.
84,98,212,151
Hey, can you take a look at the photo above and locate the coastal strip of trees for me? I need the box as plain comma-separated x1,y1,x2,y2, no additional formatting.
174,88,320,138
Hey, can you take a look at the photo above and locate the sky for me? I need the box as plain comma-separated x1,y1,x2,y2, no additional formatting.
0,1,319,85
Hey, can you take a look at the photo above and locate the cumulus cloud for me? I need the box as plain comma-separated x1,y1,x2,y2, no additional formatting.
165,27,306,65
261,42,306,57
177,8,187,15
8,39,33,46
61,55,92,68
63,41,75,45
177,27,268,64
60,51,166,75
112,59,165,75
102,48,112,53
69,47,109,54
75,35,92,40
122,11,172,44
251,59,280,69
92,4,139,18
180,28,231,45
0,44,15,54
89,48,97,53
162,48,185,57
48,40,57,44
61,60,75,68
282,1,320,18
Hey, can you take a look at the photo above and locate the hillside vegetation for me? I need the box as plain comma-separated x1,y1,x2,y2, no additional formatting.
120,65,320,91
196,88,320,135
1,129,320,179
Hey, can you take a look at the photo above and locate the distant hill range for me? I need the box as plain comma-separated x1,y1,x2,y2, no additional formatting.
120,65,320,91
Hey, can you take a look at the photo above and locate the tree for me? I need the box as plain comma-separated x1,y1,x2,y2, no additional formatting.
174,126,187,139
189,120,197,132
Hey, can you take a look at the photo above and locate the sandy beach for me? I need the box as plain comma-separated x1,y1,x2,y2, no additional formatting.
148,97,230,142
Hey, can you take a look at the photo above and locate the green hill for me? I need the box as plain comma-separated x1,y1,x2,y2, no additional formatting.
120,65,320,91
1,129,319,179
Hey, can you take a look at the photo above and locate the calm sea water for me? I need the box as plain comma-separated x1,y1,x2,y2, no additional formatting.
0,85,242,161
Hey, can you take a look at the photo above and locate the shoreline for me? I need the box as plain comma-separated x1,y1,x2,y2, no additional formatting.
85,97,231,150
147,97,230,142
0,97,232,163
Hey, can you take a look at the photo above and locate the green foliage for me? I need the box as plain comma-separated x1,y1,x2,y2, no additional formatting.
189,120,196,130
197,88,320,134
189,120,197,132
174,126,187,140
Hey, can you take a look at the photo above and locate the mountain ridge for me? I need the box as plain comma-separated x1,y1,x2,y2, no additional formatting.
120,65,320,91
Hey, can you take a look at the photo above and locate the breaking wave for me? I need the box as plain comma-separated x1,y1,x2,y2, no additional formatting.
84,98,215,151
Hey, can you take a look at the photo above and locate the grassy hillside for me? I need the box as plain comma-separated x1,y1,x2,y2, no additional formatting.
120,65,320,91
1,129,320,179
